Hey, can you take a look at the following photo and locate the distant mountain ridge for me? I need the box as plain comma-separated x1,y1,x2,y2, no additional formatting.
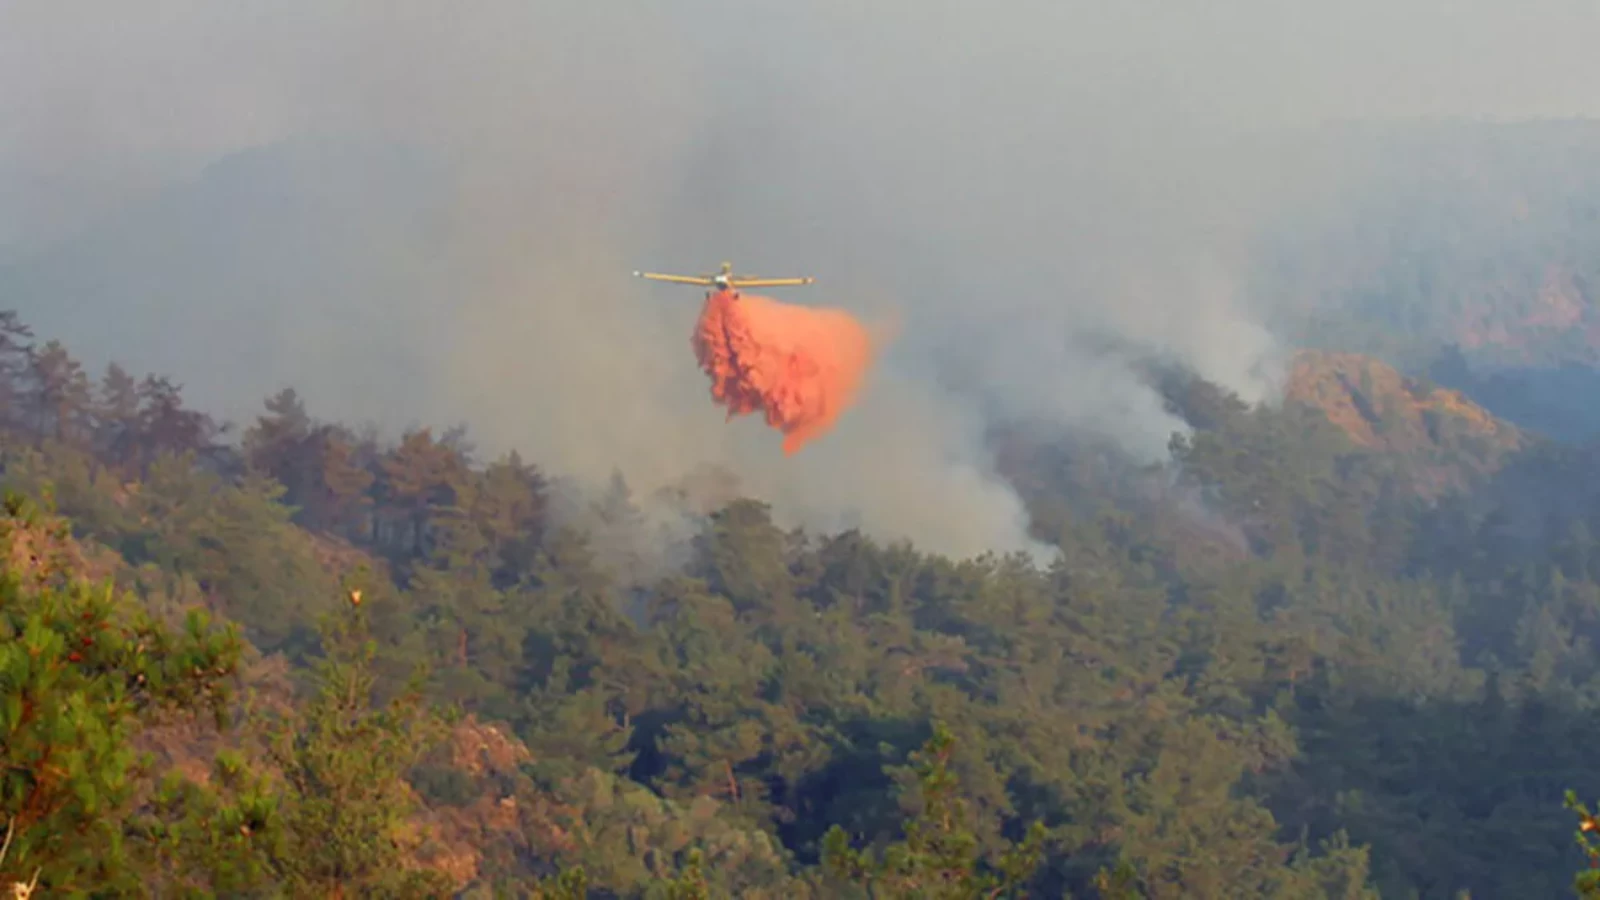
1256,119,1600,397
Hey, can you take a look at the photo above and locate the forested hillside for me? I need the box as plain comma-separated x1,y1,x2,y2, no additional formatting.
4,307,1600,898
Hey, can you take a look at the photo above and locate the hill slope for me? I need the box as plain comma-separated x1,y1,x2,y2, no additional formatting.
8,308,1600,895
1282,350,1530,501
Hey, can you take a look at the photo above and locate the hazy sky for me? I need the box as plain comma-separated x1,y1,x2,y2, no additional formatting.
3,0,1597,559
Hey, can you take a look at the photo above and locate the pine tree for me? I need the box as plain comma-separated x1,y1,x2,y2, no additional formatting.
0,492,244,893
1565,791,1600,898
262,596,455,898
0,310,35,430
94,362,143,470
23,340,92,447
821,722,1047,899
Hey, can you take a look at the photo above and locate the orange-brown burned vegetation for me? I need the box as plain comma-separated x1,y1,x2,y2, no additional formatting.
1285,350,1518,449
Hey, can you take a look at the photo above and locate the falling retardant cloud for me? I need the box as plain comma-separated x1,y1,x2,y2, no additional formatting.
4,0,1600,562
692,286,879,457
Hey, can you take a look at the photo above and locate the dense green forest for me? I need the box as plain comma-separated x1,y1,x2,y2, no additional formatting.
4,305,1600,898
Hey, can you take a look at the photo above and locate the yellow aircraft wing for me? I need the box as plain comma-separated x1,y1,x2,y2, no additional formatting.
727,277,816,288
633,271,715,286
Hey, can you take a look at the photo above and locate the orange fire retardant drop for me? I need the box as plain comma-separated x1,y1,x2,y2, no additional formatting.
691,288,874,455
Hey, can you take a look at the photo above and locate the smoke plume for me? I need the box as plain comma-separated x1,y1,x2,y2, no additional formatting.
4,1,1599,563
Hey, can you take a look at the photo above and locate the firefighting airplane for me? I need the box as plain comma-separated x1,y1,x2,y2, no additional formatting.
632,261,815,295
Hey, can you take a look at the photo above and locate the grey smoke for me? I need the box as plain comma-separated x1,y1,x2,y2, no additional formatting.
3,0,1599,562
